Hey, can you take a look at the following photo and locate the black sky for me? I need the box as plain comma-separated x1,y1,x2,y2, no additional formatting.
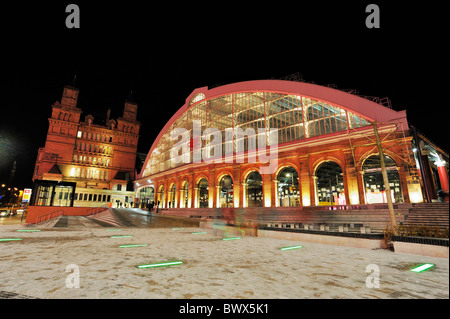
0,1,447,189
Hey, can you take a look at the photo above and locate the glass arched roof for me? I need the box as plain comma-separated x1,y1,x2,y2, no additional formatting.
142,90,372,177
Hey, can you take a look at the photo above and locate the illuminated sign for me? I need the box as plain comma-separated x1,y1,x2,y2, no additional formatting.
22,188,32,203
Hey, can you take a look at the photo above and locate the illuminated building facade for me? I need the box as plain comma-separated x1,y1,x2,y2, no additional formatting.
134,80,448,209
31,85,140,208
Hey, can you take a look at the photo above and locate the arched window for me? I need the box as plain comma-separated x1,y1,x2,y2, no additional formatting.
362,155,403,204
181,182,189,208
277,167,300,207
197,178,209,208
315,161,345,205
219,175,233,208
168,183,176,208
246,171,263,207
157,185,164,208
139,187,154,209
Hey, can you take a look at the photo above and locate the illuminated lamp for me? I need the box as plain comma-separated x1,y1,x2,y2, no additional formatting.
191,231,207,235
410,263,435,273
119,244,148,248
0,238,23,242
110,235,132,238
280,245,303,251
138,261,183,269
222,237,241,241
17,229,41,232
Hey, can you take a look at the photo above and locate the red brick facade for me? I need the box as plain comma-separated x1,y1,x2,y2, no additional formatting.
33,85,140,207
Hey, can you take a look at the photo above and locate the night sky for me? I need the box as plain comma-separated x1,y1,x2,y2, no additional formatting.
0,1,447,189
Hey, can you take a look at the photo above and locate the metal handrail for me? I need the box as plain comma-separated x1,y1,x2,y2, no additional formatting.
85,206,108,216
35,209,64,224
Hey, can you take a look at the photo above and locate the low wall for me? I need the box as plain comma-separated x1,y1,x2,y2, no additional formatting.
160,206,407,232
25,206,107,224
199,220,386,250
257,229,386,250
392,237,449,258
393,241,448,258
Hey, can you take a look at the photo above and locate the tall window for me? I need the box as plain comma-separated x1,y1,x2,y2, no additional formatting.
277,167,300,207
197,178,209,208
246,171,263,207
315,161,345,205
362,155,403,204
219,175,233,208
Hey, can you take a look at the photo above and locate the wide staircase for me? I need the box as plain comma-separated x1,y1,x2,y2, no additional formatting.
403,203,449,229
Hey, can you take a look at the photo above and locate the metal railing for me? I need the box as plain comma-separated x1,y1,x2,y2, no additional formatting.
85,206,109,216
35,209,64,224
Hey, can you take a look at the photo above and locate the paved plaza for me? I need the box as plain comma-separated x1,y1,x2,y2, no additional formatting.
0,213,448,299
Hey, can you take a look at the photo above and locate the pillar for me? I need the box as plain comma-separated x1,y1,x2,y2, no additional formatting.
216,185,221,208
398,165,411,204
233,166,241,208
193,187,199,208
273,180,279,207
263,174,272,207
437,159,449,201
300,156,311,206
358,171,367,205
311,175,318,206
241,182,247,208
345,167,360,205
208,170,215,208
421,151,437,199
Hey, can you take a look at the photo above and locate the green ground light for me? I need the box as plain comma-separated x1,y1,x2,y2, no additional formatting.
410,263,435,273
107,229,123,231
119,244,148,248
110,235,132,238
172,228,185,230
138,261,183,269
191,232,207,235
280,245,303,251
0,238,23,242
222,237,241,241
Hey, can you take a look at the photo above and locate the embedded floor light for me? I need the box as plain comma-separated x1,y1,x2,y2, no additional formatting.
0,238,23,242
119,244,148,248
222,237,241,241
110,235,132,238
280,245,303,251
172,228,185,230
410,263,435,273
191,232,207,235
17,229,41,232
138,261,183,269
